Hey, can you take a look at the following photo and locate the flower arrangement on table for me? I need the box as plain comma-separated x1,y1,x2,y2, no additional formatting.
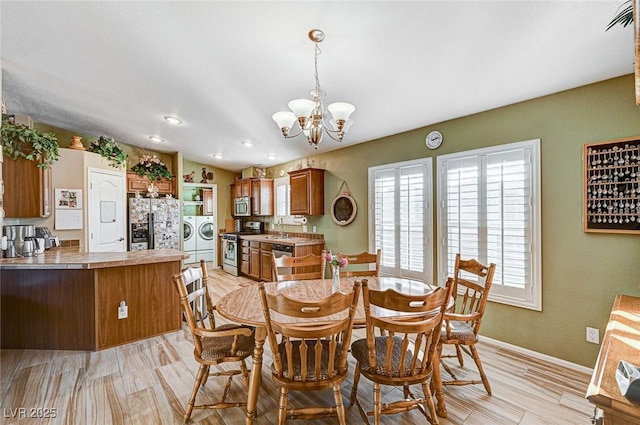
325,251,348,274
325,251,348,291
87,136,128,169
131,154,173,182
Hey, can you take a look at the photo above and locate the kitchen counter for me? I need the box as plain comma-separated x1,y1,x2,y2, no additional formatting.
238,234,325,246
1,247,186,351
0,246,188,269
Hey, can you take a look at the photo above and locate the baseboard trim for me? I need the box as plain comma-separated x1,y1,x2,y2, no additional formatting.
480,335,594,375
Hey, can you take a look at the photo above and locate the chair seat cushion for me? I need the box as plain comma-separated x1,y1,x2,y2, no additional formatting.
200,324,256,361
273,339,344,381
440,321,477,343
351,336,421,376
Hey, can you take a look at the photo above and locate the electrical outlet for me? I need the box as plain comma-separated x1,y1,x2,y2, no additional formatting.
312,225,317,233
302,225,308,233
118,301,128,320
586,327,599,344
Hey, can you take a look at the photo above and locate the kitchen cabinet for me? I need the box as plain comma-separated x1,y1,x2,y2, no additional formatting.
2,156,51,218
239,236,325,280
259,243,273,281
251,179,274,216
240,239,250,275
289,168,325,216
127,171,175,196
249,241,261,279
230,178,274,216
232,179,251,198
201,188,214,216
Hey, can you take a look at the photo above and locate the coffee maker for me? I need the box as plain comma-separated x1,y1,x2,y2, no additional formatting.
2,224,36,257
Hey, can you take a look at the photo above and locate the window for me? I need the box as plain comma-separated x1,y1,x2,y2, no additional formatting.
274,176,291,221
437,139,541,310
369,158,433,281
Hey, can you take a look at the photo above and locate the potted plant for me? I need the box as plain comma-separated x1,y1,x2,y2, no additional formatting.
1,113,59,168
87,135,128,169
131,154,172,181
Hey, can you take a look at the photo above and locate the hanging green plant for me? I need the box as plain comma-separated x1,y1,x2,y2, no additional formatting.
606,0,633,30
131,154,172,181
87,135,128,169
1,113,59,169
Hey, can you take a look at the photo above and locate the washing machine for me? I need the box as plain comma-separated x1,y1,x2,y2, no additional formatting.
183,216,196,252
195,216,215,266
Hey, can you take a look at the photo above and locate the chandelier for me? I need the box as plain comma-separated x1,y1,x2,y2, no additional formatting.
272,29,355,149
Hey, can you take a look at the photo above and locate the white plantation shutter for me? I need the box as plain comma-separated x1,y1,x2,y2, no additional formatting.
438,139,541,310
370,158,433,281
274,177,290,218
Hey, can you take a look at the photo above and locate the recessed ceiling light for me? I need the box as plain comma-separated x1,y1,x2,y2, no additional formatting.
149,135,163,143
164,116,183,125
266,154,277,160
242,141,254,147
213,153,224,160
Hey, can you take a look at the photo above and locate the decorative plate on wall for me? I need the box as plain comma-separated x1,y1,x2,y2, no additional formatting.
331,194,357,226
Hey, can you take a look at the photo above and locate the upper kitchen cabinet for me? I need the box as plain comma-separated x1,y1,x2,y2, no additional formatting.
126,172,175,196
289,168,325,216
231,178,273,216
251,179,273,216
2,156,51,218
233,179,251,198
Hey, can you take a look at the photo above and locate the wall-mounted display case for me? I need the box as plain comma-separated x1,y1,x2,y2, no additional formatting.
583,136,640,234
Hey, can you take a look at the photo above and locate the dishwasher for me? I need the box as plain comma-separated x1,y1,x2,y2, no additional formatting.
271,243,293,275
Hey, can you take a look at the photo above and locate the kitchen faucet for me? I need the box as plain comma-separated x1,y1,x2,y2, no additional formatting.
278,217,284,238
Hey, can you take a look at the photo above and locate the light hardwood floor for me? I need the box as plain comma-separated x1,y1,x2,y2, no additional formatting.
1,268,595,424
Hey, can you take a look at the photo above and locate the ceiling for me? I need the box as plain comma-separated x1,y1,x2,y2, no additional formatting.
0,1,634,172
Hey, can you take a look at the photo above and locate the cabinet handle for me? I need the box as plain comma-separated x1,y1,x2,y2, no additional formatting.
118,237,125,241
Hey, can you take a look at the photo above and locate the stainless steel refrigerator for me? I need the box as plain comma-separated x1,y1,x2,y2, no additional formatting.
129,197,181,251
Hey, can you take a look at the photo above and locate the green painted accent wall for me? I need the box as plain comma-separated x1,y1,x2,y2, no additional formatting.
267,74,640,367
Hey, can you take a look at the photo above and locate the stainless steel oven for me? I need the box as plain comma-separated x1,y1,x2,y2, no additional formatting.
222,233,239,276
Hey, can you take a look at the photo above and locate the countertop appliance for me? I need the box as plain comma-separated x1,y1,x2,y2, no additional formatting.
35,227,54,250
2,224,36,258
222,220,264,275
234,196,252,217
129,197,181,251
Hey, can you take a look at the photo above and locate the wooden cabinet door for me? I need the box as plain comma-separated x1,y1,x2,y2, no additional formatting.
260,243,273,281
249,247,261,279
2,156,50,218
251,179,274,216
127,172,174,195
289,168,324,215
201,188,214,216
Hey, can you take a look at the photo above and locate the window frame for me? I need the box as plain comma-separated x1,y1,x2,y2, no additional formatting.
368,157,433,282
436,139,542,311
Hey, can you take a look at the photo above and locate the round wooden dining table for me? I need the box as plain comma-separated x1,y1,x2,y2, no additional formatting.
216,275,449,424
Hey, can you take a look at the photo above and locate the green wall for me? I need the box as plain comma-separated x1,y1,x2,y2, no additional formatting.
267,74,640,367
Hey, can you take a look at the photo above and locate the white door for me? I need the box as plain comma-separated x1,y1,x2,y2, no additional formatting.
88,168,126,252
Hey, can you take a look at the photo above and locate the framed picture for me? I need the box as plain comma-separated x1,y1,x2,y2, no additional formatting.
55,188,82,209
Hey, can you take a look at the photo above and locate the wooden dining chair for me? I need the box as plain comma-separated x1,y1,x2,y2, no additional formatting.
439,253,496,395
271,251,327,282
172,260,256,424
337,249,381,278
257,279,362,424
349,278,453,425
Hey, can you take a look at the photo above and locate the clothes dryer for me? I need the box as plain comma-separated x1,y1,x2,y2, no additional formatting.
183,216,196,251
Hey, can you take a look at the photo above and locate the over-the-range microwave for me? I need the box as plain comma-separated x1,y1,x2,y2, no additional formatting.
234,196,252,217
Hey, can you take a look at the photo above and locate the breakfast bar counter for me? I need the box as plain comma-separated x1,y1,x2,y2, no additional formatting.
1,248,188,351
